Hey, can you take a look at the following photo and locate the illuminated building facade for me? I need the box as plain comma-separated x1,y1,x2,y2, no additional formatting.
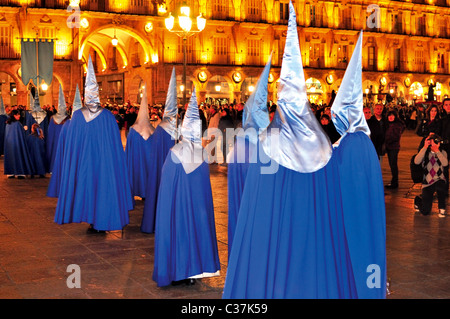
0,0,449,108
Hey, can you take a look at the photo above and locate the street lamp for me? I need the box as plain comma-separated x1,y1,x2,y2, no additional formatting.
165,3,206,106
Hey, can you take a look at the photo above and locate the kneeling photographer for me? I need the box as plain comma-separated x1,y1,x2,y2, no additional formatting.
414,133,448,217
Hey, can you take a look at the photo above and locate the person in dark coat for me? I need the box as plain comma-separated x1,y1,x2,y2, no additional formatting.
218,107,235,164
384,109,406,189
366,104,386,164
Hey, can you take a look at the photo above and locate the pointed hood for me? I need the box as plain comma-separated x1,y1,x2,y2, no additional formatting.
330,31,370,138
259,1,332,173
180,87,202,145
170,86,203,174
30,91,47,124
131,83,155,140
72,84,82,115
0,95,5,116
53,83,68,124
82,55,102,121
159,67,178,139
242,53,271,144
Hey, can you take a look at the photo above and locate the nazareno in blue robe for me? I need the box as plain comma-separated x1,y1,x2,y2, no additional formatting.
0,114,7,156
53,109,133,231
222,142,358,299
140,125,175,233
125,127,153,198
332,131,387,298
3,121,33,176
226,135,255,259
26,129,47,176
152,152,220,287
47,119,71,198
46,117,68,173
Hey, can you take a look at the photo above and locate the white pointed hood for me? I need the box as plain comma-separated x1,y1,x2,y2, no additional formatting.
242,53,271,144
170,87,203,174
159,67,178,140
53,83,69,124
330,31,370,138
131,83,155,140
259,1,332,173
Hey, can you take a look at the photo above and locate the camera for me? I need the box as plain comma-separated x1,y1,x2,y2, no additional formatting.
427,134,445,145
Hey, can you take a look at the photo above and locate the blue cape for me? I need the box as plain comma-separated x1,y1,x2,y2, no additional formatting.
26,133,47,176
223,143,357,299
333,131,387,298
46,117,67,173
0,114,6,156
226,136,256,259
47,120,71,197
125,127,154,198
152,153,220,287
140,126,175,233
53,109,133,231
3,121,33,175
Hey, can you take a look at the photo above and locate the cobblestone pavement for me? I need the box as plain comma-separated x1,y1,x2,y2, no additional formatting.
0,129,449,299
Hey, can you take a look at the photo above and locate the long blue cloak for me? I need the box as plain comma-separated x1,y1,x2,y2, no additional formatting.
226,136,255,259
222,144,357,299
333,131,387,298
53,109,133,231
46,119,71,197
26,133,47,176
0,114,6,156
46,117,67,173
152,153,220,287
140,126,175,233
3,121,33,176
125,127,154,198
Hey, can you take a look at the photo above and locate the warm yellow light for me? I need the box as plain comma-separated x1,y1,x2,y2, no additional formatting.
390,89,394,94
248,85,254,92
179,15,192,32
80,18,89,29
41,83,48,91
151,53,159,64
215,84,222,92
111,37,118,46
197,13,206,31
180,84,185,92
365,88,369,94
157,3,167,14
180,3,190,17
69,0,80,6
165,13,174,31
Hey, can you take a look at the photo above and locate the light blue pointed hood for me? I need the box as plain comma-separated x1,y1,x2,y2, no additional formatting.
131,83,155,140
0,95,5,116
53,83,68,124
171,87,203,174
330,31,370,138
159,67,178,139
242,53,271,144
72,84,82,115
82,55,102,122
259,0,332,173
30,91,47,124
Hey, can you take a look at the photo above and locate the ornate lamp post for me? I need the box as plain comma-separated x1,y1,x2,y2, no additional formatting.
165,3,206,106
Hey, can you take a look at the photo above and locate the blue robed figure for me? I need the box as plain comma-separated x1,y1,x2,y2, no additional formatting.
223,1,358,299
141,67,178,233
46,83,69,173
0,97,7,156
25,92,49,144
125,84,155,198
4,110,33,177
53,56,133,232
153,87,220,287
26,123,47,177
47,84,82,198
330,31,386,299
226,55,271,259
